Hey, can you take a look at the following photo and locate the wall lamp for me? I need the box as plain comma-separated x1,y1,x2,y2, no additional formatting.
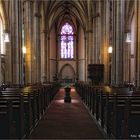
22,46,26,54
126,32,131,43
108,46,113,54
3,32,10,42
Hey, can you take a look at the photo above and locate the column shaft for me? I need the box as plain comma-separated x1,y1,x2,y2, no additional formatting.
135,1,140,86
24,0,32,84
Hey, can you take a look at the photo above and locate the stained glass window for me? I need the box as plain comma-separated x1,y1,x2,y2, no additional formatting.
60,23,74,59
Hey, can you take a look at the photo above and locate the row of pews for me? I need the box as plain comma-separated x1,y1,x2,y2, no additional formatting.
0,82,60,139
75,82,140,139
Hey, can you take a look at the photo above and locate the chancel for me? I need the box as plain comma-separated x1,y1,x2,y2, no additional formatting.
0,0,140,139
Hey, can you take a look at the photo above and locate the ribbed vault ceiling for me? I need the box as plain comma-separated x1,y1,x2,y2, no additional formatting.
44,0,93,32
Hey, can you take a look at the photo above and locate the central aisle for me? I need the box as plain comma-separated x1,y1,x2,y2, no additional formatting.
28,87,105,139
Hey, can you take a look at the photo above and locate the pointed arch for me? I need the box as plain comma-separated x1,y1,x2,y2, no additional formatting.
45,1,88,34
59,63,75,82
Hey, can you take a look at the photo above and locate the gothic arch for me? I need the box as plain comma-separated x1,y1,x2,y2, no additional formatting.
59,64,75,82
125,1,135,32
58,18,76,34
45,0,90,35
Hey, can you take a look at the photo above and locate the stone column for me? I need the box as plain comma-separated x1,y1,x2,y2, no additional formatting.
93,1,101,64
112,0,124,85
93,15,97,63
87,29,93,64
87,1,93,64
76,37,78,80
41,29,47,83
10,0,22,84
97,2,101,64
111,0,116,85
101,1,110,84
47,35,50,81
84,1,94,82
40,3,47,83
31,1,37,83
43,31,50,82
33,1,41,83
24,0,32,84
5,31,12,83
134,1,140,86
116,0,124,85
86,28,93,82
56,37,58,80
123,40,130,82
37,16,41,82
84,35,87,81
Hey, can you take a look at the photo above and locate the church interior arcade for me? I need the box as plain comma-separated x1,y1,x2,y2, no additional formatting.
0,0,138,86
0,0,140,139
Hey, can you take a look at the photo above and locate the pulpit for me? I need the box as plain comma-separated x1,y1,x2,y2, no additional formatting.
64,86,71,103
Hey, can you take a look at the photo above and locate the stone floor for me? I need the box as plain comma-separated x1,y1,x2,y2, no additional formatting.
28,87,106,139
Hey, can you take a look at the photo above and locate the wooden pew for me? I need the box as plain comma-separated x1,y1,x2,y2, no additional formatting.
110,94,128,138
101,92,140,139
75,83,140,139
0,99,15,139
2,88,42,133
1,88,37,135
0,83,60,139
123,97,140,139
99,92,128,135
0,94,26,138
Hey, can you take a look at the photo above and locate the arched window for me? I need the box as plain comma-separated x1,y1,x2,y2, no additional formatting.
0,16,4,54
60,23,74,59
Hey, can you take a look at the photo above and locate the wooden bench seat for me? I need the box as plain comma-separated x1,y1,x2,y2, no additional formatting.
75,83,140,139
123,98,140,139
101,93,140,138
0,83,60,139
1,90,38,134
0,100,15,139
